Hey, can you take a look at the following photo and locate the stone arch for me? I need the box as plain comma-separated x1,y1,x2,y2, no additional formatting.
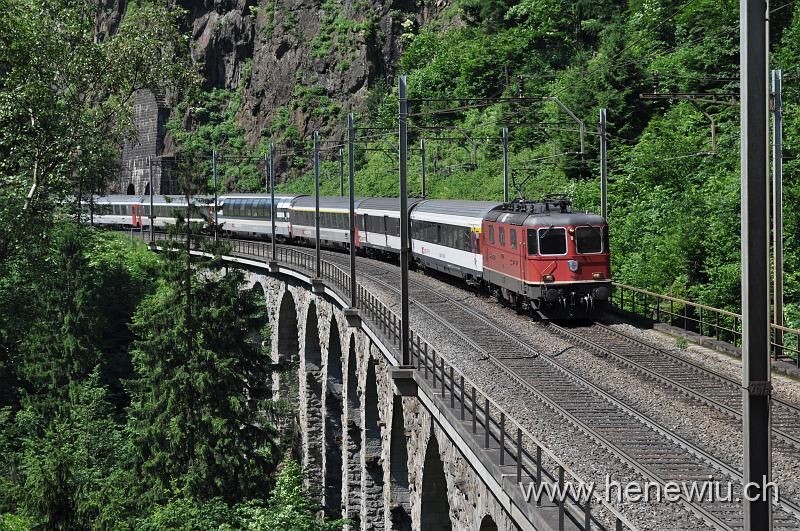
479,515,499,531
126,182,135,195
303,301,324,486
363,357,384,529
276,291,300,402
345,336,362,526
323,317,344,517
420,431,452,531
389,396,411,531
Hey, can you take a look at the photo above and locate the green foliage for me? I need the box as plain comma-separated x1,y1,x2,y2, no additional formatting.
312,1,378,58
167,60,264,194
0,0,196,263
127,245,278,504
136,494,238,530
233,459,346,531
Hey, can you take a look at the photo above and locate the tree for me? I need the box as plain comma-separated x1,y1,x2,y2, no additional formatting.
234,458,346,531
127,241,278,505
0,0,195,267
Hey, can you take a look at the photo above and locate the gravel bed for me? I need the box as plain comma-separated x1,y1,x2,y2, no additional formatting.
594,319,800,513
602,318,800,407
340,256,709,530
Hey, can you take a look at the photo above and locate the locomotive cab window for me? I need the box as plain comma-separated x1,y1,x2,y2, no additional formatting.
603,226,610,253
576,226,603,254
510,229,517,249
538,227,567,255
526,229,538,255
487,225,494,245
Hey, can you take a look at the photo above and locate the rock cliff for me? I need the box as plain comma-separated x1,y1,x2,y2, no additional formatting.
136,0,452,144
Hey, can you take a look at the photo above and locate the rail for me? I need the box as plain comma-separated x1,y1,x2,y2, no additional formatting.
611,282,800,367
146,232,634,531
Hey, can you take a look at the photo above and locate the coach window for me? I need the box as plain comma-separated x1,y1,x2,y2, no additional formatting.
510,229,517,249
539,227,567,255
499,227,505,246
527,229,538,255
576,226,602,254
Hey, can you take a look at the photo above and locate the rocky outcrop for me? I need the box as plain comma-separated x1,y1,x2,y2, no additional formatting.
110,0,457,187
175,0,453,142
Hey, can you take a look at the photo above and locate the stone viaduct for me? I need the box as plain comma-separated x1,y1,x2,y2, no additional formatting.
166,240,627,531
248,270,514,531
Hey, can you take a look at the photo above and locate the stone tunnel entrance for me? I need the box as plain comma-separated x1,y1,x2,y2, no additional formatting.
421,431,452,531
324,318,344,517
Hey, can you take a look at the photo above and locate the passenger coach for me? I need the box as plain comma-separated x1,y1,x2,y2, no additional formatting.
356,197,423,255
410,199,504,281
289,196,366,248
218,193,300,239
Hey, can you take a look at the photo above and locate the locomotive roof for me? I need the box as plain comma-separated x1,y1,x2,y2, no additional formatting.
358,197,424,212
487,210,606,227
413,199,504,218
291,195,367,210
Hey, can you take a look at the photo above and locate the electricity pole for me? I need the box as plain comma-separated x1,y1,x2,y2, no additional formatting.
314,131,321,278
772,69,784,356
740,1,772,528
270,143,277,262
212,151,219,242
600,109,608,219
347,113,357,310
398,76,410,367
339,148,345,196
502,127,509,202
420,138,427,199
149,156,155,242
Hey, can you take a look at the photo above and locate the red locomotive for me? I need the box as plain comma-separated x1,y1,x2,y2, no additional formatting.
481,197,611,316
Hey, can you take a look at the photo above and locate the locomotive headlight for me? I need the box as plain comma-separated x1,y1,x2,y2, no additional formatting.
567,259,579,272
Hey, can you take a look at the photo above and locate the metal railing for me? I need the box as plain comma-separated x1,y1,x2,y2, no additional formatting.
612,283,800,367
146,232,633,531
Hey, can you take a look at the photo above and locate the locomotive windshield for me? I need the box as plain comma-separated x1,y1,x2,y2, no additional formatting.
575,226,603,254
538,227,567,255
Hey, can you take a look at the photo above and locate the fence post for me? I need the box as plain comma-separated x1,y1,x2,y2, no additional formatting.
484,397,490,449
450,366,455,408
558,466,565,529
472,387,477,434
516,430,522,483
500,413,506,465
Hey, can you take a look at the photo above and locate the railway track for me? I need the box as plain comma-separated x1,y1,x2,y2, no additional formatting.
546,321,800,453
306,252,800,530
